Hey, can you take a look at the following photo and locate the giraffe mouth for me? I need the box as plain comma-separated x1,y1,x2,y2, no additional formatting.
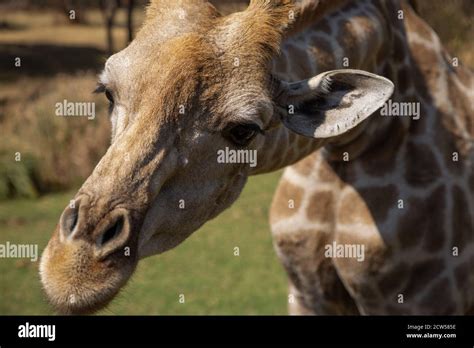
39,229,138,315
39,196,141,314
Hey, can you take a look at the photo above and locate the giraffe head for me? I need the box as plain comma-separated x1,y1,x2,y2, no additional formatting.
40,0,393,314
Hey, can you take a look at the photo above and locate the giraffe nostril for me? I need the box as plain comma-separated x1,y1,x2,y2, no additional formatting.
99,216,124,246
59,203,80,239
95,211,130,258
68,210,79,232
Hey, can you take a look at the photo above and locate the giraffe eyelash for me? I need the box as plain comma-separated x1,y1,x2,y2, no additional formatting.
93,83,107,94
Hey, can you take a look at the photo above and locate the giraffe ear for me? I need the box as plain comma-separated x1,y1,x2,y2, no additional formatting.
276,69,394,138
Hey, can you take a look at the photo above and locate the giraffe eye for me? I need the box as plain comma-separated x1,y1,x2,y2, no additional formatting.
223,123,262,147
93,83,115,110
105,89,114,104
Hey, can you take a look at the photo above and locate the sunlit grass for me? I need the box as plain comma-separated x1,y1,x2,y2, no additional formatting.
0,171,289,315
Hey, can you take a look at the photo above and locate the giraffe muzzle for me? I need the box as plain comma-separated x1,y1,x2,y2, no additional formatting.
58,197,132,259
40,196,140,314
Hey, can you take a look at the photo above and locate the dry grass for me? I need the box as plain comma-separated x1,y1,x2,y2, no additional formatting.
0,74,110,197
0,9,145,51
0,9,133,199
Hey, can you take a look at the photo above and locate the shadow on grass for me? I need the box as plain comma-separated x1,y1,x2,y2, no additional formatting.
0,44,105,80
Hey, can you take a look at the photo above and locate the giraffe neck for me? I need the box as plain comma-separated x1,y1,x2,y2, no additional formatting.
251,0,407,175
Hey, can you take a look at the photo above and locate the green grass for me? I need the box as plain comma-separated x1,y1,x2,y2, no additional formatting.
0,171,289,315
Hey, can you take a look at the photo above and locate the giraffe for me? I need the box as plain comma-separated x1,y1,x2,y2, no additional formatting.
38,0,472,315
269,0,474,315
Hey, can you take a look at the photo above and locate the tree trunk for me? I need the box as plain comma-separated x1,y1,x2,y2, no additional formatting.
100,0,119,56
126,0,135,43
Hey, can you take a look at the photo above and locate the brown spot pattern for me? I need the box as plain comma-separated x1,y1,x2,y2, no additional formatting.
404,141,441,186
402,258,445,299
359,119,405,177
397,185,446,252
307,191,335,223
419,277,456,314
339,190,374,225
308,37,335,72
378,261,409,295
409,102,429,136
274,228,359,315
397,65,410,92
318,158,340,182
434,119,465,176
393,33,406,63
451,185,473,247
293,156,314,176
357,184,399,223
270,179,304,224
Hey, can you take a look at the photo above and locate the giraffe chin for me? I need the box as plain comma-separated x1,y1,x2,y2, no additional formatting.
39,225,137,315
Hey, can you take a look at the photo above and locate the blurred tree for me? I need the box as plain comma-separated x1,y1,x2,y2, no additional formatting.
99,0,135,55
127,0,135,43
100,0,119,55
